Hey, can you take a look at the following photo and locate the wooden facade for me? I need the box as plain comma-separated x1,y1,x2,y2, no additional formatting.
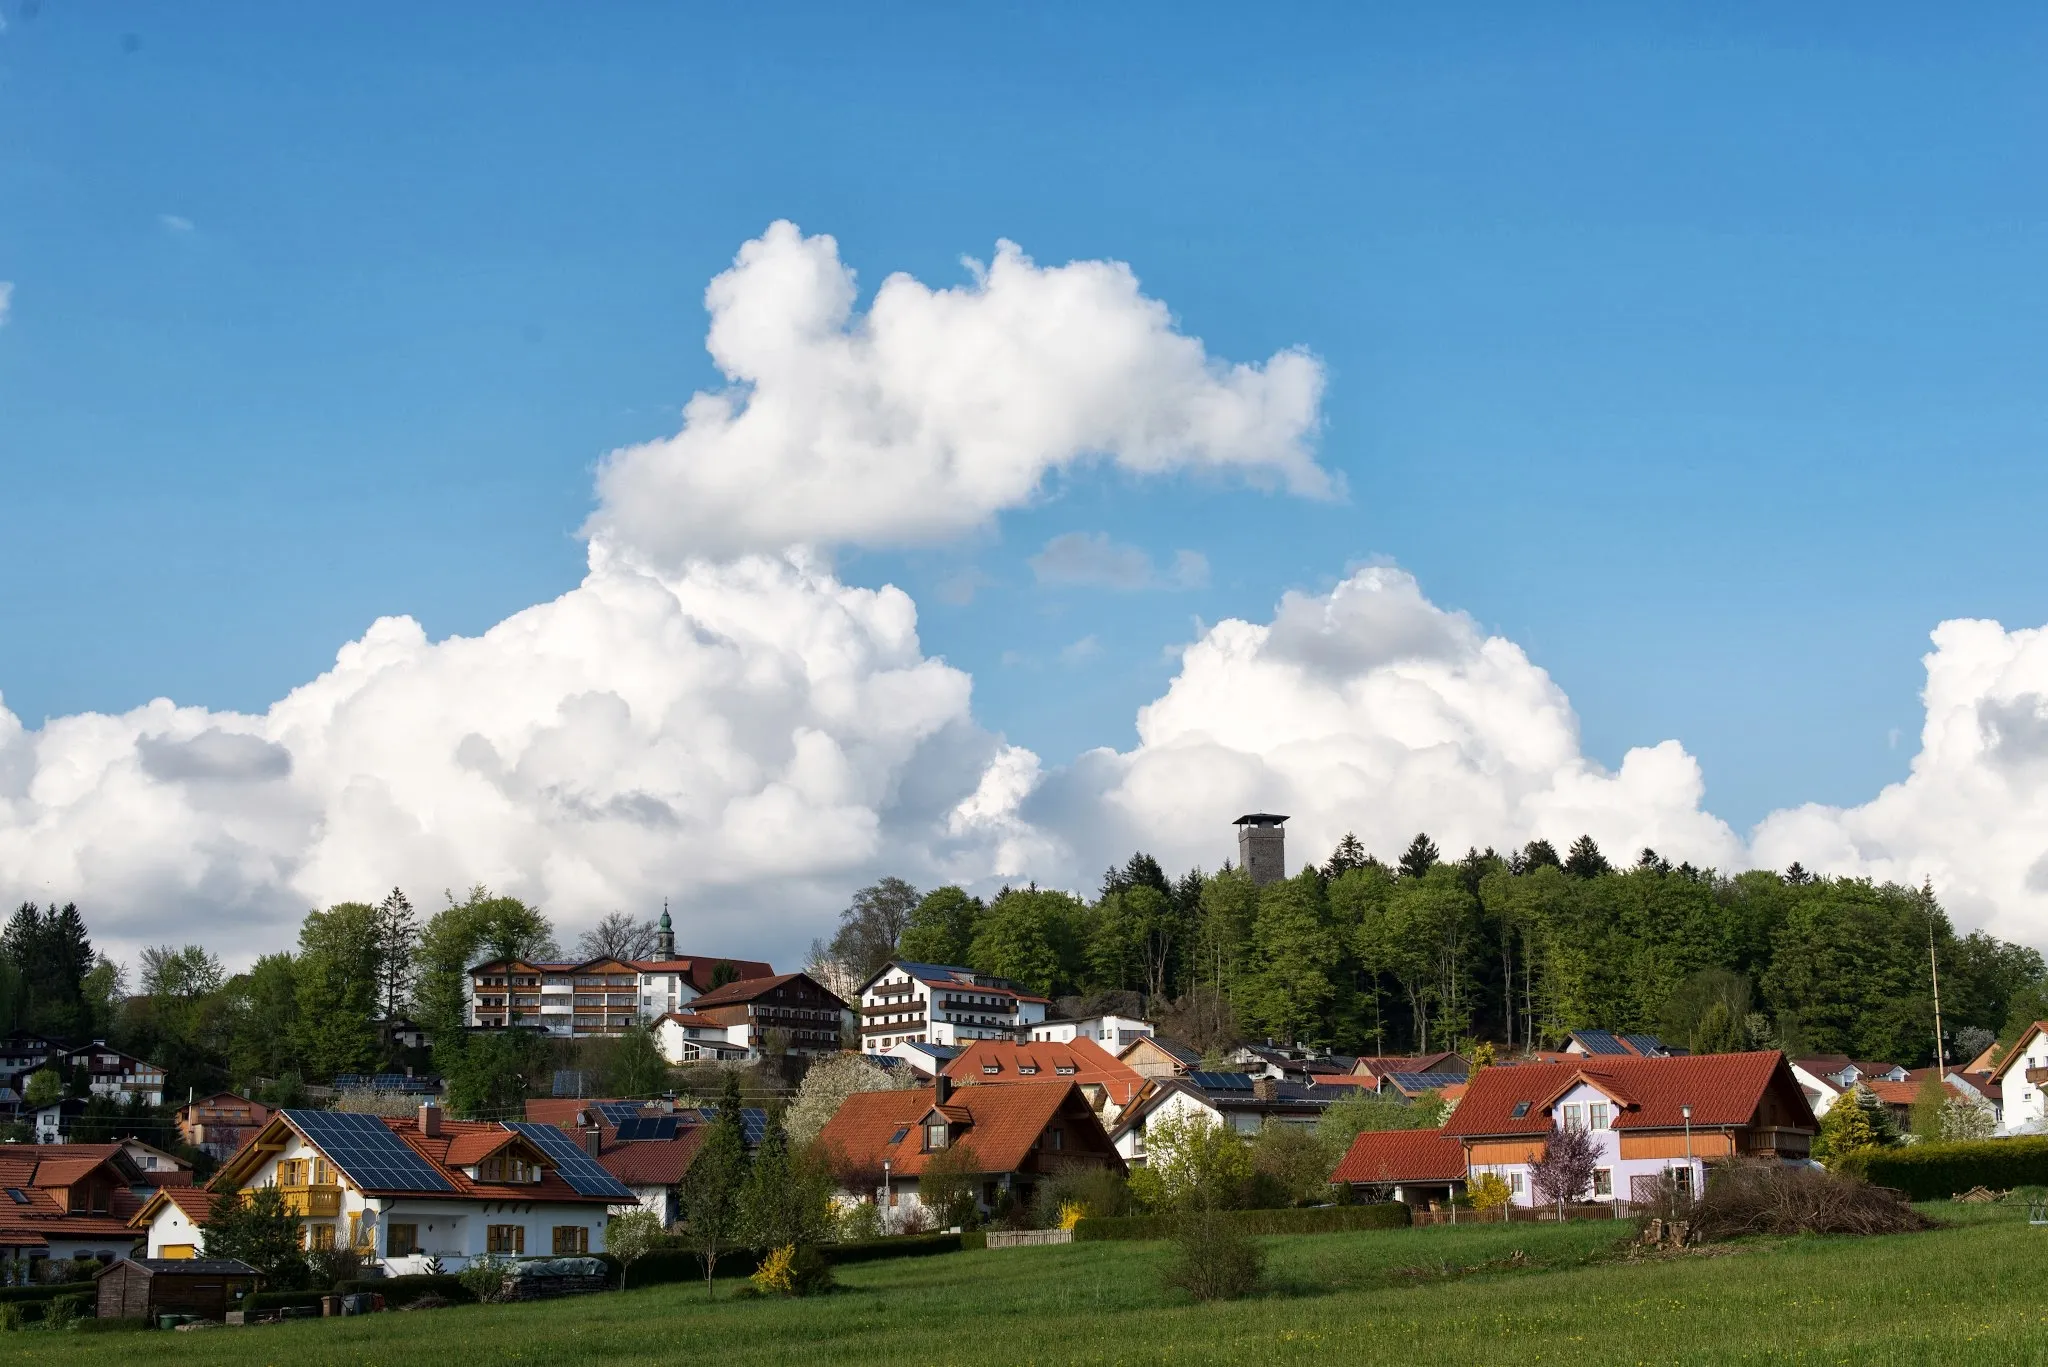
1466,1140,1544,1166
1617,1130,1737,1160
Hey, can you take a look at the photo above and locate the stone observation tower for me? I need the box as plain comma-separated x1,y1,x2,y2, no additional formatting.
1234,813,1288,887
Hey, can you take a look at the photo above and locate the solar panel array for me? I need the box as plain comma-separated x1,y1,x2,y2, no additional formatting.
1187,1071,1256,1092
695,1106,771,1145
1618,1033,1666,1057
613,1116,680,1143
595,1101,650,1125
286,1109,454,1193
1386,1071,1467,1093
504,1121,635,1199
1572,1029,1629,1056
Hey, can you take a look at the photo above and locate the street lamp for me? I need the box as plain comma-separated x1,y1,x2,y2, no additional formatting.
882,1158,892,1212
1681,1104,1693,1200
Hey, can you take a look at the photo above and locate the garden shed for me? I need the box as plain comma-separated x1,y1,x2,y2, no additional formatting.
94,1257,262,1321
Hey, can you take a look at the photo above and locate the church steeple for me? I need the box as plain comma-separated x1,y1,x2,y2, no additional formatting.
655,900,675,959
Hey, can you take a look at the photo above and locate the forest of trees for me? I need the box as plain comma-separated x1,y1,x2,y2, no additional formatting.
9,829,2047,1139
818,833,2048,1070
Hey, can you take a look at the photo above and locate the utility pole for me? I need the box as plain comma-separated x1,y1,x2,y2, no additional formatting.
1929,913,1947,1081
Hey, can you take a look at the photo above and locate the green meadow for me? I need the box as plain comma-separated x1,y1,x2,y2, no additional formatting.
16,1205,2040,1366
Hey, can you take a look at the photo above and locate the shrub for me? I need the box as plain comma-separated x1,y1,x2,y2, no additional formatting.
1469,1172,1512,1211
1162,1209,1263,1302
1128,1111,1253,1213
749,1243,836,1297
1836,1136,2048,1200
1030,1162,1132,1229
336,1274,474,1308
42,1293,84,1330
915,1142,982,1230
836,1200,884,1243
823,1233,964,1264
457,1254,509,1304
307,1247,367,1289
1691,1160,1930,1238
1249,1121,1339,1208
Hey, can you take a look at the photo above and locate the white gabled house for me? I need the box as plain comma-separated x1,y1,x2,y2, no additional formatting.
212,1103,620,1271
1994,1021,2048,1134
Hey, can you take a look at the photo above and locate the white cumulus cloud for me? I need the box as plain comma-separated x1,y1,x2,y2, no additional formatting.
1017,566,1744,885
0,551,1014,966
0,282,12,327
1751,618,2048,944
587,221,1329,562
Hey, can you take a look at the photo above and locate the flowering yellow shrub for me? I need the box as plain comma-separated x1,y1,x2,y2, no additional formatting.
1057,1200,1087,1231
1469,1173,1512,1211
750,1244,796,1295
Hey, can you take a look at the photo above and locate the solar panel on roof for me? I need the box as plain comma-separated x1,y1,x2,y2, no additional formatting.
595,1101,649,1125
612,1116,680,1143
696,1106,770,1146
1573,1030,1629,1056
1387,1071,1467,1092
504,1121,635,1199
286,1109,455,1194
1619,1034,1665,1056
1188,1071,1256,1092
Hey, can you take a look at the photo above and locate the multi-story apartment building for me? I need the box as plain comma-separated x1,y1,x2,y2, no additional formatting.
60,1041,167,1106
857,961,1050,1055
466,906,775,1036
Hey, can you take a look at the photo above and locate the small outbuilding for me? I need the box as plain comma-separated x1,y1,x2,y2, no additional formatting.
94,1257,261,1322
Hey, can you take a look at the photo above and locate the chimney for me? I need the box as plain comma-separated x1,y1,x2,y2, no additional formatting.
1233,813,1288,887
418,1102,442,1138
935,1074,954,1106
1253,1077,1278,1102
584,1126,602,1159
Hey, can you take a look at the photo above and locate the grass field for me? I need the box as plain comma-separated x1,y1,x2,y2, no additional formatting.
14,1205,2044,1366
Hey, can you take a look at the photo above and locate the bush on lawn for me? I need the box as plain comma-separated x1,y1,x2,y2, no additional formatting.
1835,1136,2048,1201
1075,1203,1411,1241
1162,1209,1263,1302
1690,1160,1930,1238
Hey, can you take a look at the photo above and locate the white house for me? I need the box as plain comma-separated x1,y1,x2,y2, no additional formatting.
858,961,1050,1054
650,1011,750,1064
1029,1014,1155,1051
1789,1056,1910,1119
213,1104,621,1272
1107,1074,1333,1165
1994,1021,2048,1133
1446,1053,1817,1207
131,1187,222,1259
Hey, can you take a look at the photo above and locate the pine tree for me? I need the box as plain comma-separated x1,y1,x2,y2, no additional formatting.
682,1073,753,1297
1564,836,1611,879
1397,834,1441,881
1323,833,1370,879
375,888,420,1022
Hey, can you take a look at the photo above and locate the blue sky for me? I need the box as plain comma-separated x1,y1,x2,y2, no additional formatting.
4,2,2046,848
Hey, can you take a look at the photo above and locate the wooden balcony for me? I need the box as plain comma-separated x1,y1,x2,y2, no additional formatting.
270,1184,342,1217
2025,1067,2048,1085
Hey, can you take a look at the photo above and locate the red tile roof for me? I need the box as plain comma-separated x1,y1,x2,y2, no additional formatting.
0,1146,146,1250
442,1129,523,1167
600,1127,706,1187
1332,1129,1468,1185
1445,1052,1810,1138
942,1038,1146,1107
629,956,777,992
1352,1053,1466,1079
1860,1079,1920,1107
816,1080,1098,1179
131,1186,225,1229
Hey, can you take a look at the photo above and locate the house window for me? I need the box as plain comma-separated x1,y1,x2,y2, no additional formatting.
1671,1166,1693,1197
387,1224,418,1257
1592,1169,1612,1198
1049,1127,1064,1151
1589,1102,1611,1130
552,1225,589,1254
924,1121,949,1151
1562,1104,1584,1131
488,1224,525,1255
304,1224,337,1250
346,1213,375,1249
1508,1172,1525,1194
1511,1101,1531,1118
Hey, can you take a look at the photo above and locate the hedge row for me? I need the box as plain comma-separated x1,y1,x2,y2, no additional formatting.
1074,1203,1413,1242
336,1274,476,1307
246,1290,327,1313
0,1280,95,1305
1836,1136,2048,1200
823,1233,968,1265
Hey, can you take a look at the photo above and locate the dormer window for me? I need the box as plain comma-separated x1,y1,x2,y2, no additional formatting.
1018,1064,1038,1075
1511,1101,1532,1118
924,1121,949,1152
1055,1064,1076,1076
477,1155,541,1184
983,1064,1000,1075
